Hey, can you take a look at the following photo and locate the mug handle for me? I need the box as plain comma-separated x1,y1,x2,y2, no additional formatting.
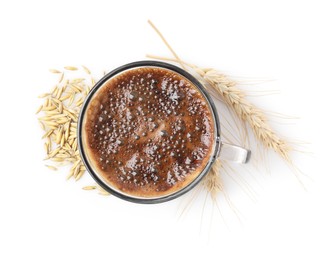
219,143,251,164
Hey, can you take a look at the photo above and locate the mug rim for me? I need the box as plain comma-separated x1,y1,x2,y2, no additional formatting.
77,60,221,203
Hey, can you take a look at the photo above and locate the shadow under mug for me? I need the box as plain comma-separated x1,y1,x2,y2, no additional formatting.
77,61,250,203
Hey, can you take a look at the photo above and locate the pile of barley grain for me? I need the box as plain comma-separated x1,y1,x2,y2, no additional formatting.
37,66,93,181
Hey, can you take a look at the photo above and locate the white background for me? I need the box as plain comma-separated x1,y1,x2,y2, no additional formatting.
0,0,330,259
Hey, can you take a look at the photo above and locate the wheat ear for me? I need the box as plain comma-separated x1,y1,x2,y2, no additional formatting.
198,69,291,162
146,55,291,163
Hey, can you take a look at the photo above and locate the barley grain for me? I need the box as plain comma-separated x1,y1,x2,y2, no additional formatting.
82,186,97,190
39,121,45,130
45,165,58,171
38,93,50,98
36,105,43,114
64,66,78,71
58,73,64,83
82,65,91,75
49,69,61,74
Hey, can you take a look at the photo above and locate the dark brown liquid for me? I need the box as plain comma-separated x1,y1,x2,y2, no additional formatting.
83,67,215,198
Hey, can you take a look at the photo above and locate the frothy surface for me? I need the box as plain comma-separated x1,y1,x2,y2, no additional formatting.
83,67,215,198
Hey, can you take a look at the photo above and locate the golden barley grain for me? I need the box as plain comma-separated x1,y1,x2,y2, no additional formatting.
44,121,59,127
44,143,49,154
51,97,61,106
68,138,74,147
56,118,68,124
45,110,58,115
71,78,84,83
75,170,85,181
49,69,61,74
48,147,61,158
75,98,84,107
70,84,82,93
72,139,78,151
64,142,71,150
42,105,57,111
38,116,52,121
51,85,58,95
47,114,62,119
59,94,71,102
45,165,58,171
46,136,51,148
72,162,81,178
64,124,70,141
56,87,64,99
50,157,65,162
68,94,75,106
72,158,81,169
36,105,43,114
82,65,91,75
55,126,62,144
58,102,64,114
42,130,53,139
58,73,64,83
38,93,50,98
54,153,69,159
82,186,97,190
60,134,65,147
50,132,57,140
67,113,77,121
43,98,49,108
39,121,45,130
64,66,78,71
66,170,74,180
